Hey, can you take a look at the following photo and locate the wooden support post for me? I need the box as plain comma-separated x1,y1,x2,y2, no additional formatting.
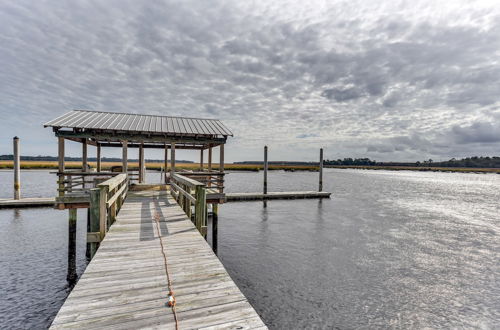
263,145,268,195
138,144,144,183
13,136,20,200
200,149,204,171
88,188,101,259
122,140,128,173
86,209,91,260
99,186,108,240
208,146,212,187
82,139,88,172
171,142,176,176
164,144,168,183
67,208,77,284
195,185,207,238
319,148,324,192
212,203,218,255
96,144,102,172
58,137,65,197
219,144,224,193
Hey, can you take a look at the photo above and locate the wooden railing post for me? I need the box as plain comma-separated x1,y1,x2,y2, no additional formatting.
88,188,101,259
99,185,108,240
195,185,207,237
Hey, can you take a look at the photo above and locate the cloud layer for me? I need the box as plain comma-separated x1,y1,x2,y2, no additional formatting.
1,0,500,161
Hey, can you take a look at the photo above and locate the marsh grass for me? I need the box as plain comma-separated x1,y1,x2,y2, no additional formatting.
1,161,498,173
0,161,318,172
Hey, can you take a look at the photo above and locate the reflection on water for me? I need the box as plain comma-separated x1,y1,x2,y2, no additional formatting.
219,169,500,329
0,169,499,328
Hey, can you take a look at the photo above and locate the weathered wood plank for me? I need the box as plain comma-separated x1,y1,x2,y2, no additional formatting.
50,190,266,329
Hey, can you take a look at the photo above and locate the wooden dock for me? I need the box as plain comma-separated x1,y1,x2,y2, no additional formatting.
226,191,331,202
50,190,266,329
0,197,55,208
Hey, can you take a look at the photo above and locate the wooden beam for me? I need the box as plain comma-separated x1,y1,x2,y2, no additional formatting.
200,149,204,171
55,130,226,145
96,144,102,172
138,144,144,183
164,144,169,183
82,139,88,172
219,144,224,172
58,137,65,172
122,140,128,173
93,142,205,149
219,144,224,193
58,137,65,197
208,146,212,171
171,142,176,175
208,146,212,187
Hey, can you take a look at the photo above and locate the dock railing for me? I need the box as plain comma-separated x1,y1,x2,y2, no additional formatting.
170,173,207,237
176,171,225,193
87,173,129,257
56,170,137,196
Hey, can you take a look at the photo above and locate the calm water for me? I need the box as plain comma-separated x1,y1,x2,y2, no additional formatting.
0,169,499,329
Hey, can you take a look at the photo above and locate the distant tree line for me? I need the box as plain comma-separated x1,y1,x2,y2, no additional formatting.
324,156,500,168
324,158,376,166
0,155,193,163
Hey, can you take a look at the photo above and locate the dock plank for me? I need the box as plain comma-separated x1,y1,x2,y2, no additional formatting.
50,190,266,329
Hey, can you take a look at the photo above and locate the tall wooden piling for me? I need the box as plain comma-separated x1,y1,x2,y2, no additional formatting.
13,136,20,200
319,148,324,192
263,145,268,195
67,208,77,283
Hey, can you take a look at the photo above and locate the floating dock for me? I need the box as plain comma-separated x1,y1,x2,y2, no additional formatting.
0,197,55,208
50,190,266,329
226,191,331,202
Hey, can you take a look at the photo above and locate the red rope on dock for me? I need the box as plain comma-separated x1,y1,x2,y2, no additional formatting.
153,211,179,329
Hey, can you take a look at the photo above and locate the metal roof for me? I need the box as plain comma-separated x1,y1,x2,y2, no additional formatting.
44,110,233,137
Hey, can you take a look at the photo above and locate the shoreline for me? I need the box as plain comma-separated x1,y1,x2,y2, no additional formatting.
325,165,500,174
1,161,499,173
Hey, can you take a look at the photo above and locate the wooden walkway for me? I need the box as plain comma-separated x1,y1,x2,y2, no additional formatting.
50,190,266,329
226,191,331,201
0,197,55,208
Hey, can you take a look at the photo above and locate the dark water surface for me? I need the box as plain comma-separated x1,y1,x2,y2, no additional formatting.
0,169,499,329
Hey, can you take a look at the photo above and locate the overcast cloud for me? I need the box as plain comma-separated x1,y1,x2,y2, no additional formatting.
1,0,500,161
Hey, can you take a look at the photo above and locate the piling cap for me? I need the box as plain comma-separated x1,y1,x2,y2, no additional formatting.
13,136,19,140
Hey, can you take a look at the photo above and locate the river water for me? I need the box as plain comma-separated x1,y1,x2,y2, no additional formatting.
0,169,498,329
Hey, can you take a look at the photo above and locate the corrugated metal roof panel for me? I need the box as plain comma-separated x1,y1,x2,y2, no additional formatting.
44,110,233,137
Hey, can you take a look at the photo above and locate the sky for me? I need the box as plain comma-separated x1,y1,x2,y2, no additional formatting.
1,0,500,162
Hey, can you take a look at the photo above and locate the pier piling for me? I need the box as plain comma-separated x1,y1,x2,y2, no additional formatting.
319,148,324,192
263,145,268,195
67,208,77,284
212,203,218,255
13,136,20,200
